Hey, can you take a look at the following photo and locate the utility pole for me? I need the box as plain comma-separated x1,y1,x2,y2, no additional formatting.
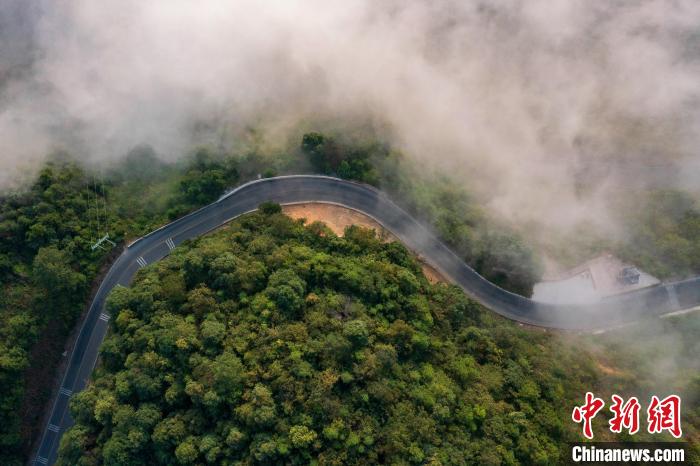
91,233,116,251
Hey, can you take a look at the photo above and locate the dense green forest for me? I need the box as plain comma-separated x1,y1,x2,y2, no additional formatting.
0,149,245,464
0,163,106,461
56,209,593,465
1,131,700,464
56,209,699,465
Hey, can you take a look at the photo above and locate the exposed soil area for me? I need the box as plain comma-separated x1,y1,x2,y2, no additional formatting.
283,203,446,284
596,360,627,377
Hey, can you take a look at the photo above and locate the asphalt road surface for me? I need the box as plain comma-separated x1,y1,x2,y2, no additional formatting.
33,175,700,465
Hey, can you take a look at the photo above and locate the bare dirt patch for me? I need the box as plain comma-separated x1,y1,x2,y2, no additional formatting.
283,203,394,239
283,203,446,284
596,360,627,377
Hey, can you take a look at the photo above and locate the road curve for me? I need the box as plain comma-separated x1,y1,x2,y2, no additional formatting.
34,175,700,465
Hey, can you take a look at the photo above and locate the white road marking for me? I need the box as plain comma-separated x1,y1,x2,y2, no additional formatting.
47,424,60,433
58,387,72,397
99,313,110,322
166,238,176,250
136,256,147,268
35,456,48,465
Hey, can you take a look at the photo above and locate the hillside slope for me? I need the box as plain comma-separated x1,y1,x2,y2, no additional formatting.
57,208,600,465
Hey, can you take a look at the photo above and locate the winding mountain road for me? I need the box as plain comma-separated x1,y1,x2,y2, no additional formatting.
33,175,700,465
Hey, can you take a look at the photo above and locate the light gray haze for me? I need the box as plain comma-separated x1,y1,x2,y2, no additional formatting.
1,0,699,234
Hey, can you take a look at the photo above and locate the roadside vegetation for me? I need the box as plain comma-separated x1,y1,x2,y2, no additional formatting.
57,210,700,465
57,209,594,465
0,147,247,464
0,161,105,462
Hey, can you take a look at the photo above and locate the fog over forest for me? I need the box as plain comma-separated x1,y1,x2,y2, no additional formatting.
1,0,699,235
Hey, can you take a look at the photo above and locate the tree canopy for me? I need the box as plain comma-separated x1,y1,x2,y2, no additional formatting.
58,208,600,465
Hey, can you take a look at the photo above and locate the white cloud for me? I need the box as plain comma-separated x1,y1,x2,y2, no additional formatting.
1,0,698,232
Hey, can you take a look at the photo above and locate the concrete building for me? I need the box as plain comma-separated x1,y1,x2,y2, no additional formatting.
532,253,659,304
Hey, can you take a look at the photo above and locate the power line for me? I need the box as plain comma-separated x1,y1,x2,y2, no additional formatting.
85,174,93,243
100,170,109,233
93,174,101,236
90,168,115,251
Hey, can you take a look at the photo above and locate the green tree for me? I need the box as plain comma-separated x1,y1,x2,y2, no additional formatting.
33,247,86,295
